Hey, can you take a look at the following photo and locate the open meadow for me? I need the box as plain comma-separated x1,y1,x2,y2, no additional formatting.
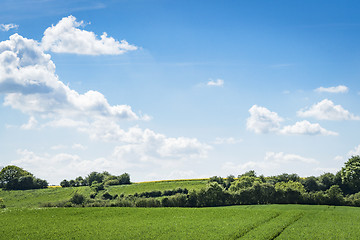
1,204,359,239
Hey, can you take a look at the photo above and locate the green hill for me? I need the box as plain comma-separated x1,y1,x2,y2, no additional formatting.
0,179,208,208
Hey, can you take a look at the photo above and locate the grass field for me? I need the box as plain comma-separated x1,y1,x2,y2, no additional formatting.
1,205,359,239
0,179,207,208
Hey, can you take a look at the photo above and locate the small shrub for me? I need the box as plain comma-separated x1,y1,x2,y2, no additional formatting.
0,198,5,208
70,193,86,205
102,192,113,200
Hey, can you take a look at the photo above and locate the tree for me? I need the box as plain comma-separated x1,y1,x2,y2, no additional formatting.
0,165,47,190
60,179,70,188
341,156,360,194
302,176,319,192
0,165,32,186
85,172,104,186
118,173,131,185
318,173,335,190
326,185,344,205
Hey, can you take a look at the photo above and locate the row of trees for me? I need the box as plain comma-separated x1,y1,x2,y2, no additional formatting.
57,156,360,208
0,166,48,190
60,171,131,188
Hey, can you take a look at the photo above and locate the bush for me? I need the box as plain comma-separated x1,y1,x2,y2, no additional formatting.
135,198,161,207
102,192,113,200
91,181,104,192
0,198,5,208
70,193,86,205
104,179,119,186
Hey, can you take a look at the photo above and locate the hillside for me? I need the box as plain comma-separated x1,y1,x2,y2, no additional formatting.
0,179,208,208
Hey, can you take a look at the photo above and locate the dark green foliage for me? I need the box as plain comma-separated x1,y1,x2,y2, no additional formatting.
318,173,335,190
90,181,104,192
302,176,319,192
239,170,257,178
0,198,5,208
70,193,85,205
326,185,344,205
102,192,113,200
341,155,360,194
60,179,70,188
208,176,224,185
62,171,131,188
135,198,161,207
86,172,104,186
0,165,48,190
118,173,131,184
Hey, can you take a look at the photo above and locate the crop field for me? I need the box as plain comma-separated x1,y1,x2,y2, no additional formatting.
1,205,359,239
0,179,207,208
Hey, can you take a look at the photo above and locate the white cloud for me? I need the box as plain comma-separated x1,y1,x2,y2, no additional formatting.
12,149,113,184
0,33,140,123
246,105,283,134
0,23,18,32
213,137,242,145
314,167,338,174
297,99,360,120
21,116,38,130
315,85,348,94
265,152,318,164
1,21,211,183
207,79,224,87
280,120,338,136
41,16,137,55
222,152,318,176
348,144,360,157
72,143,87,150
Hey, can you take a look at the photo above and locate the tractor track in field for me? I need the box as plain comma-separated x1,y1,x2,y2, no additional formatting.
270,213,304,240
231,212,282,239
233,211,304,240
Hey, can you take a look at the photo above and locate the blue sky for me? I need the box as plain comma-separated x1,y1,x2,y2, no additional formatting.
1,0,360,184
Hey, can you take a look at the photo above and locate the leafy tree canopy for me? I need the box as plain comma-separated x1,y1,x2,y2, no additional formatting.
0,165,32,184
341,155,360,194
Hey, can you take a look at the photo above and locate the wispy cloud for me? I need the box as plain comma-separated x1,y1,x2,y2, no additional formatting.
315,85,348,94
0,23,18,31
207,79,224,87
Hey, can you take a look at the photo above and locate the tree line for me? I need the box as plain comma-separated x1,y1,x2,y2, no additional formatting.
0,165,48,190
60,171,131,188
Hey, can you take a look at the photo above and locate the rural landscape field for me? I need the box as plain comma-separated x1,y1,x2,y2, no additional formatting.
1,178,360,239
2,1,360,239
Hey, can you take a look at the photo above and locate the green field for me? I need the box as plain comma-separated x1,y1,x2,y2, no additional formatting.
1,180,360,239
1,205,359,239
0,180,207,208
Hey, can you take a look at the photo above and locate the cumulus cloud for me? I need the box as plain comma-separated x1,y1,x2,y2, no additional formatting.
297,99,360,120
280,120,338,136
207,79,224,87
0,33,140,123
246,105,283,134
0,23,18,32
1,20,211,182
247,105,337,136
315,85,348,94
12,149,113,184
41,16,137,55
